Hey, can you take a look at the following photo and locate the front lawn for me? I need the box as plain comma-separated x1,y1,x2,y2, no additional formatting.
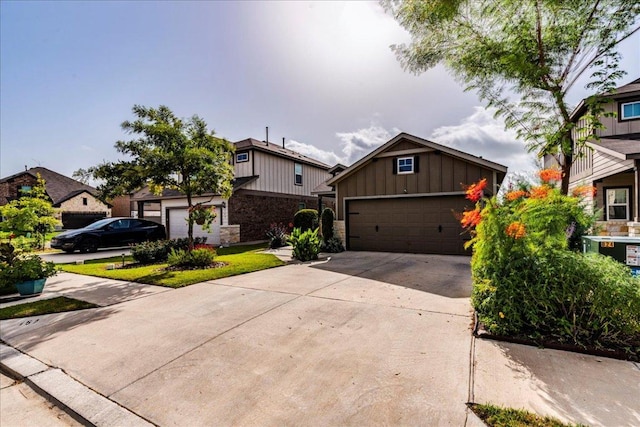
469,403,585,427
60,243,284,287
0,297,98,320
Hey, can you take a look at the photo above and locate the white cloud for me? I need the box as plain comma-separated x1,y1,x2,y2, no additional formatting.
335,123,399,164
286,140,343,166
429,106,537,174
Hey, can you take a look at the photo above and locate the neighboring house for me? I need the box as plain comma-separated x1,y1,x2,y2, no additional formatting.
133,138,333,245
326,133,507,255
0,167,111,229
547,77,640,236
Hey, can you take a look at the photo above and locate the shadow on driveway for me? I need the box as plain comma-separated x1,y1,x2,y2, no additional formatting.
311,251,472,298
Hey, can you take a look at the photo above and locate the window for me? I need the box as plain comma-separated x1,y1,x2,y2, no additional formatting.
298,202,306,210
19,185,32,195
397,157,414,174
606,188,630,220
621,101,640,120
236,152,249,162
82,197,88,206
294,163,303,185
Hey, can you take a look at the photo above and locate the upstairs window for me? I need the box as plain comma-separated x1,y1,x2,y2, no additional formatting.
82,197,88,206
294,163,303,185
397,157,414,174
621,101,640,120
236,152,249,162
19,185,32,195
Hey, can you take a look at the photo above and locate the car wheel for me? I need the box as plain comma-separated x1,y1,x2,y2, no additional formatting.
63,249,75,254
79,238,99,253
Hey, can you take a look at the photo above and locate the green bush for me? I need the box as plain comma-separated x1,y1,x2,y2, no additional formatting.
321,236,344,253
131,237,209,264
293,209,318,232
288,227,320,261
465,171,640,357
167,247,216,269
265,223,290,249
320,208,335,241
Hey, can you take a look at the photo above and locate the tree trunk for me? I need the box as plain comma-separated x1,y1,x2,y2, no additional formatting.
186,193,194,251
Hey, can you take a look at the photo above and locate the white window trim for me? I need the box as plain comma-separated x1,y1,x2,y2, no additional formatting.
294,163,303,186
621,101,640,120
236,152,249,162
397,156,414,174
606,188,630,220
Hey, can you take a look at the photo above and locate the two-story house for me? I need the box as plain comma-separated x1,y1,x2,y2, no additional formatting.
557,77,640,236
0,167,112,229
132,138,332,245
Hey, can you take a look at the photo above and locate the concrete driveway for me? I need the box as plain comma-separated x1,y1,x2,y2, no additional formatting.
0,251,475,426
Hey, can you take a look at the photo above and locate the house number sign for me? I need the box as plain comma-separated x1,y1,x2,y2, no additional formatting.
600,241,615,248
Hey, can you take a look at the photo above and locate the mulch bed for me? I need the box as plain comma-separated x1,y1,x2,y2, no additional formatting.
473,313,639,362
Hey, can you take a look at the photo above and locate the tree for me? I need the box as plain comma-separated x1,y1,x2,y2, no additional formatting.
91,105,235,248
0,174,60,249
383,0,640,193
72,168,92,184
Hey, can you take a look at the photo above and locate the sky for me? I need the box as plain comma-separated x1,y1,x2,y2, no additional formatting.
1,1,639,182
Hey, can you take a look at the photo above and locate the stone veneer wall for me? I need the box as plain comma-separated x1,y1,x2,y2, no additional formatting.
228,190,335,242
627,222,640,237
220,225,240,245
595,220,629,236
334,220,346,244
0,174,37,204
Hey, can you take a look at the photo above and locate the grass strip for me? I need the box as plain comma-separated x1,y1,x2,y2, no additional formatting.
59,244,284,288
469,403,586,427
0,296,98,320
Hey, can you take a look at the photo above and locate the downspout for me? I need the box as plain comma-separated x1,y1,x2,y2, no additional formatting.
635,160,639,222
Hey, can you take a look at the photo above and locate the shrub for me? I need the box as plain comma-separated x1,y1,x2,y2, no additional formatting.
288,227,320,261
265,222,291,249
320,208,335,241
167,247,216,269
131,240,171,264
321,236,344,253
293,209,318,232
465,171,640,356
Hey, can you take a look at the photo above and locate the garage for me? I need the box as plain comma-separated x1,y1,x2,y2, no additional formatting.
346,196,471,255
167,207,221,245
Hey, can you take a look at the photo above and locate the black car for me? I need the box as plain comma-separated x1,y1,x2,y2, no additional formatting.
51,217,166,253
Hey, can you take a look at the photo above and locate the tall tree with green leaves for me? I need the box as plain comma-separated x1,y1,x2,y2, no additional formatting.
383,0,640,193
0,174,60,249
91,105,235,248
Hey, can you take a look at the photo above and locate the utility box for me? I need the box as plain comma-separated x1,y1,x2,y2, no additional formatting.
582,236,640,277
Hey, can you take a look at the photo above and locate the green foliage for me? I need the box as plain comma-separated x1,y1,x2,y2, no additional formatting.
384,0,640,193
0,243,57,289
467,175,640,356
293,209,318,232
130,237,208,264
0,297,98,320
90,105,235,246
321,236,345,253
265,222,290,249
469,403,583,427
320,208,335,241
288,227,321,261
0,174,60,249
167,247,216,269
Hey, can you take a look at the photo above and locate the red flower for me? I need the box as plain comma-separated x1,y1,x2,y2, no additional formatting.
465,178,488,202
505,190,528,201
460,208,482,228
571,185,597,198
538,169,563,183
505,222,526,239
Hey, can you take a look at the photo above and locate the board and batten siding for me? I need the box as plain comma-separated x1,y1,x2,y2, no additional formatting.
240,151,330,196
234,150,253,177
597,101,640,138
335,147,497,220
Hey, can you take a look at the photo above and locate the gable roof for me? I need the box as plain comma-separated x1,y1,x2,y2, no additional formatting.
571,77,640,121
0,167,100,205
588,138,640,160
327,133,507,186
234,138,330,170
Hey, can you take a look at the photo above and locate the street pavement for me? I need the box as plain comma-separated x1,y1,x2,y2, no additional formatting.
1,249,639,426
40,247,131,264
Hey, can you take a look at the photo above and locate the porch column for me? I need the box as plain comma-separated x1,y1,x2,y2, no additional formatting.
635,160,640,222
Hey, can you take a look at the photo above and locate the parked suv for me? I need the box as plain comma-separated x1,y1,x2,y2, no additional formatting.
51,217,166,253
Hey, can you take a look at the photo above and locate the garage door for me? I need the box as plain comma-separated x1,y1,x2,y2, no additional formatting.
346,196,471,255
167,207,221,245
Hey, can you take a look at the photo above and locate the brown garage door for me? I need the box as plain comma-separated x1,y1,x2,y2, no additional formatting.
346,196,471,255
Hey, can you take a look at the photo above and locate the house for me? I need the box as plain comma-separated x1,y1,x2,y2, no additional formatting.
0,167,111,229
325,133,507,255
551,77,640,236
132,138,333,245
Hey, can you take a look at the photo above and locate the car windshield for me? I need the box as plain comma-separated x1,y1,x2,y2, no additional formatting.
84,218,118,230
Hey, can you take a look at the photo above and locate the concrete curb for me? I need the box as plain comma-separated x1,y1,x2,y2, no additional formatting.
0,343,153,427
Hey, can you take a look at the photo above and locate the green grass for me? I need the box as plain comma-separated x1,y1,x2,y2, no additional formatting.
469,403,586,427
59,243,284,287
0,296,98,320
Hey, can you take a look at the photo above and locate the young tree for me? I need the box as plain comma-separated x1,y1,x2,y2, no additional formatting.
383,0,640,193
91,105,235,248
0,174,60,250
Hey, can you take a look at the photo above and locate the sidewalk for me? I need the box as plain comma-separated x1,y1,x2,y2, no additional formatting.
1,253,639,426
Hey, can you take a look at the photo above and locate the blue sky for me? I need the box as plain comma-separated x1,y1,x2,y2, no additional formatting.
1,1,639,181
